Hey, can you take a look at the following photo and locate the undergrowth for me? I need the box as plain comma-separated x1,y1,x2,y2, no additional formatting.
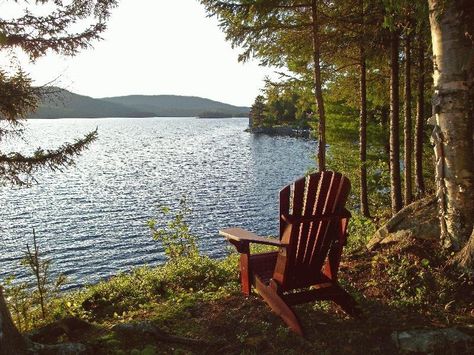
2,199,472,353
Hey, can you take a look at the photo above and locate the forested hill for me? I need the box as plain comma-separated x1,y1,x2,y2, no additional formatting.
100,95,250,118
29,89,250,118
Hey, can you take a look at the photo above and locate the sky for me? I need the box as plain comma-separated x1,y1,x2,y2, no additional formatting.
5,0,279,107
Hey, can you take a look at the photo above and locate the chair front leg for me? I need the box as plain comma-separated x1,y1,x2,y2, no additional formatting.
229,240,252,296
240,250,251,296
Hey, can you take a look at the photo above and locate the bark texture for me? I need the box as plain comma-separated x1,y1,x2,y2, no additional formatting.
0,287,27,355
360,46,370,217
428,0,474,259
404,33,413,205
415,33,426,197
312,0,326,171
390,30,403,214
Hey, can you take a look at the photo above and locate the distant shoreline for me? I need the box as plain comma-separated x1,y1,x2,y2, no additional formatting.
30,87,251,119
27,116,250,120
246,125,313,139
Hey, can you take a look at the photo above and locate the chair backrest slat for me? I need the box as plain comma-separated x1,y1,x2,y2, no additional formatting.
279,185,291,239
288,176,306,274
311,173,348,271
297,173,319,266
304,172,334,267
275,171,350,290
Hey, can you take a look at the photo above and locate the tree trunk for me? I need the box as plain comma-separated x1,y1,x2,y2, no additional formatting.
390,30,403,214
415,32,426,197
452,230,474,269
428,0,474,265
381,105,391,170
360,45,370,217
311,0,326,171
0,287,27,354
404,32,413,205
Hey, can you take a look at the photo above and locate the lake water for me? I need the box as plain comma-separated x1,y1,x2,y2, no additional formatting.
0,117,315,288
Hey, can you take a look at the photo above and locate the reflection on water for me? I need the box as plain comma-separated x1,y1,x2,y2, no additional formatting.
0,117,315,287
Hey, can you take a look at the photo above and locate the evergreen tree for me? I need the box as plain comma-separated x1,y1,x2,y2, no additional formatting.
0,1,117,353
249,95,266,127
199,0,331,170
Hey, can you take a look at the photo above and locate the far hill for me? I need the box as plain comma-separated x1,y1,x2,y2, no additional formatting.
100,95,250,118
30,89,153,118
29,89,250,118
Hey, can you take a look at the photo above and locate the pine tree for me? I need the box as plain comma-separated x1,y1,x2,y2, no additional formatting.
199,0,330,171
0,1,117,353
249,95,266,128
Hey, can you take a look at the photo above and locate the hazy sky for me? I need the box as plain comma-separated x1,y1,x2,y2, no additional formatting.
11,0,278,107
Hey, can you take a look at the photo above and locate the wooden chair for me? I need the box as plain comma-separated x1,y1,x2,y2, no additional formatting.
220,171,359,336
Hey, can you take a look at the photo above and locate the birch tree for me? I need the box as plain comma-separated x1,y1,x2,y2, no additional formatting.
428,0,474,268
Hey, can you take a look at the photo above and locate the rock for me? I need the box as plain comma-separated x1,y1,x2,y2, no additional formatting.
28,342,88,354
27,317,93,344
367,196,440,250
392,328,473,353
112,321,208,346
246,126,311,138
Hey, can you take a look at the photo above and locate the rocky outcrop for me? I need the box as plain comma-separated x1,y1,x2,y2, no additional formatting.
367,196,440,250
246,126,311,138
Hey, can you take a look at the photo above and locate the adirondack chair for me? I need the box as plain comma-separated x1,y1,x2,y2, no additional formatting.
220,171,359,336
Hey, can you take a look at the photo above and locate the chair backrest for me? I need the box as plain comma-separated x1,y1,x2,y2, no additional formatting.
273,171,351,290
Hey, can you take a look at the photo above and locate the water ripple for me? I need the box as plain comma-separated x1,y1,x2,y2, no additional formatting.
0,117,315,287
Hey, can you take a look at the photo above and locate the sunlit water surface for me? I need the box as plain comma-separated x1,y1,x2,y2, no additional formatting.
0,117,315,288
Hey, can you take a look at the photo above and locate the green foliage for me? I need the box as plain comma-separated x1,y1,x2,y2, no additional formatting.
346,213,377,253
11,233,471,353
51,204,240,322
382,254,434,307
249,95,266,127
148,197,198,261
250,80,314,128
2,229,67,331
324,100,392,216
50,254,239,322
368,246,463,309
2,277,34,332
1,1,117,186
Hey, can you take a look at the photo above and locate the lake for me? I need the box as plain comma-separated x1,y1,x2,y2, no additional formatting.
0,117,315,287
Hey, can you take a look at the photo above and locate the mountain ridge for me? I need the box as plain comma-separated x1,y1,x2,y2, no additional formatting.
29,88,250,119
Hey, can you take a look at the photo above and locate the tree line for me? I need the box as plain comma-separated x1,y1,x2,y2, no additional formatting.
200,0,473,268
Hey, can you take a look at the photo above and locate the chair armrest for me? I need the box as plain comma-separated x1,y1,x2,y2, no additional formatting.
219,228,282,248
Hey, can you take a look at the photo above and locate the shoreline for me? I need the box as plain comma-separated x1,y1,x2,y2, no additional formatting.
245,125,312,139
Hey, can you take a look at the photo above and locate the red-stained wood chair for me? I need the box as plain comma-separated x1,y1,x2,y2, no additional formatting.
220,171,359,336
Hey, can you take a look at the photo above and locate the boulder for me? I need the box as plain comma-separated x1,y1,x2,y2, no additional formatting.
367,196,440,250
28,317,93,344
392,328,473,353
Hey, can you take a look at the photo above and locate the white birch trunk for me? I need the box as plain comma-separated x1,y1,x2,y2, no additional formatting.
428,0,474,266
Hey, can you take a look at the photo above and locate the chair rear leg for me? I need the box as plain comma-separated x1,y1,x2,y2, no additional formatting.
332,285,361,317
254,277,304,336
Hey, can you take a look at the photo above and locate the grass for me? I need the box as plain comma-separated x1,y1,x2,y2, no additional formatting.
9,234,472,354
4,201,472,353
